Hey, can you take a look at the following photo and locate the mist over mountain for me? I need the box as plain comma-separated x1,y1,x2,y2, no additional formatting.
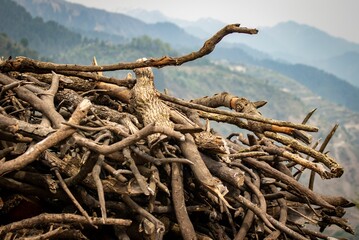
127,8,227,40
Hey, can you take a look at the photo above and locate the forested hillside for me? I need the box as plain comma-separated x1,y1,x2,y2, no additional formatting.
13,0,201,48
0,33,38,59
0,0,81,55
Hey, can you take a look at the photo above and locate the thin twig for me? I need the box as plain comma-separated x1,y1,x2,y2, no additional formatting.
53,169,94,225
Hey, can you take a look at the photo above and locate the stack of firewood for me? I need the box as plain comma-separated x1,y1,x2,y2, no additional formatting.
0,25,355,240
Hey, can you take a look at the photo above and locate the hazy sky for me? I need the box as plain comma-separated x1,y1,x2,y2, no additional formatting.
66,0,359,44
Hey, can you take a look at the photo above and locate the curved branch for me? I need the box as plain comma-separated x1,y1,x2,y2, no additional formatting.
0,24,258,73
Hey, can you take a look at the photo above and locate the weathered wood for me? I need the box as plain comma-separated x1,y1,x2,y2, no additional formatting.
0,23,353,240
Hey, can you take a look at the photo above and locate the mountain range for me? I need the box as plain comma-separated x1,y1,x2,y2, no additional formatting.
2,0,359,232
12,0,202,48
128,9,359,88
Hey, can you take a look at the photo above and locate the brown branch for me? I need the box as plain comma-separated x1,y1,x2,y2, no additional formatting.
309,123,339,189
242,157,335,210
131,145,193,165
121,194,165,239
123,147,150,196
21,226,69,240
0,213,132,234
161,93,318,132
0,99,92,176
264,131,343,177
92,135,111,222
171,162,197,240
0,24,257,73
0,73,64,128
261,145,331,179
54,169,93,225
73,123,184,155
0,113,55,138
234,194,275,230
202,153,244,189
234,192,254,240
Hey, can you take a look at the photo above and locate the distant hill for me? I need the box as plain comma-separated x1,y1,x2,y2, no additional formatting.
230,21,359,86
234,21,359,62
12,0,201,48
210,46,359,113
0,0,82,55
318,51,359,87
259,60,359,112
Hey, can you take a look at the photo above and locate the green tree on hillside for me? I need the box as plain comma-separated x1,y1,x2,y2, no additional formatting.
0,33,38,59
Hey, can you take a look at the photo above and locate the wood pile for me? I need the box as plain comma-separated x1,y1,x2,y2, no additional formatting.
0,24,355,239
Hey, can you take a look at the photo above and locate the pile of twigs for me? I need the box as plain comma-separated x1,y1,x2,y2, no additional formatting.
0,24,355,240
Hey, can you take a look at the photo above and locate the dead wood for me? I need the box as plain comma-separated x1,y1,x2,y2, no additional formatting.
0,24,354,240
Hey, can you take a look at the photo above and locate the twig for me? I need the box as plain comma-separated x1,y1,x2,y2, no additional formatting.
302,108,317,124
242,157,335,210
73,122,184,155
92,135,111,222
122,194,165,239
309,123,339,189
261,145,331,179
131,145,193,165
53,169,94,225
20,226,68,240
264,131,343,177
123,147,150,196
234,195,275,230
